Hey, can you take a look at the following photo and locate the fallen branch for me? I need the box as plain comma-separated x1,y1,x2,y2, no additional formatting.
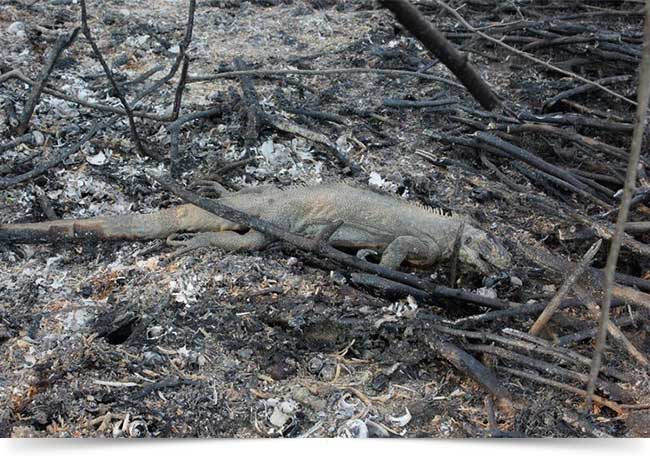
424,331,511,402
529,239,602,336
380,0,500,110
543,75,634,111
557,316,637,347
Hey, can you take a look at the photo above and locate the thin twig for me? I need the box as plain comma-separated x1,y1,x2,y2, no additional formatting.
500,367,625,415
466,344,627,401
586,2,650,408
170,54,190,122
529,239,602,336
425,331,511,401
187,67,465,88
16,28,79,134
79,0,155,159
167,107,222,178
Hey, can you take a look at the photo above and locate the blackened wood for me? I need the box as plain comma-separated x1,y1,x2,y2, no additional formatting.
16,28,79,135
380,0,500,110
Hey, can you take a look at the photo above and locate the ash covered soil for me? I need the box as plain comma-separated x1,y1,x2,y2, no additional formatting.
1,0,650,438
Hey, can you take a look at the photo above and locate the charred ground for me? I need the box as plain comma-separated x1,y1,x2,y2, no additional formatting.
1,0,650,438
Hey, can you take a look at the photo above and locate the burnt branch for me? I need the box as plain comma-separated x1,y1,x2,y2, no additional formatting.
381,0,500,110
16,28,79,135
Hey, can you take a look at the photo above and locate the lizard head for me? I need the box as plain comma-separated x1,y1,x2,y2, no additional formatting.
458,225,511,274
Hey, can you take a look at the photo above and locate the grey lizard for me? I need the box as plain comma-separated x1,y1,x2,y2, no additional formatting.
0,183,511,274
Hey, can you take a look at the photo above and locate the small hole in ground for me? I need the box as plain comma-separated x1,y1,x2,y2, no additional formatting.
104,319,137,345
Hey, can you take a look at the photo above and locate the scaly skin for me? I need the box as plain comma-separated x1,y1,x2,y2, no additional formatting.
0,183,511,274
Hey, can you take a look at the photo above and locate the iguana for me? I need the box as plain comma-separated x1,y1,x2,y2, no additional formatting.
0,183,511,274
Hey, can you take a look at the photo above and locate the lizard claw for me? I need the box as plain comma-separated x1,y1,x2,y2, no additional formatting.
165,232,215,259
356,249,378,261
189,180,230,198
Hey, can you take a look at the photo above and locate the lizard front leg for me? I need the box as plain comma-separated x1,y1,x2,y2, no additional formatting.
165,230,268,258
379,236,434,270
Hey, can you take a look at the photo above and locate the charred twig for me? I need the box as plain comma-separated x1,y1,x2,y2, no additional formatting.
351,272,429,302
451,298,599,327
465,343,628,402
500,367,625,415
515,162,612,207
602,188,650,218
580,289,650,368
424,330,511,402
116,64,165,91
502,328,630,382
234,58,263,150
382,97,459,109
518,241,650,311
625,221,650,233
478,152,528,193
475,132,611,206
79,0,156,160
490,122,629,162
515,242,650,368
170,54,190,123
557,316,637,347
544,75,634,111
587,6,650,408
433,325,628,382
0,68,170,121
0,116,115,190
16,28,79,135
529,239,602,336
517,112,634,133
559,100,632,123
167,107,222,178
521,191,650,259
280,106,348,126
187,67,464,89
380,0,500,110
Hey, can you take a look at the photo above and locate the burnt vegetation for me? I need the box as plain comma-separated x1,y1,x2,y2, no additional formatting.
1,0,650,438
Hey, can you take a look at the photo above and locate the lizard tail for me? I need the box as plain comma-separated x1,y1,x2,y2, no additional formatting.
0,205,203,243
